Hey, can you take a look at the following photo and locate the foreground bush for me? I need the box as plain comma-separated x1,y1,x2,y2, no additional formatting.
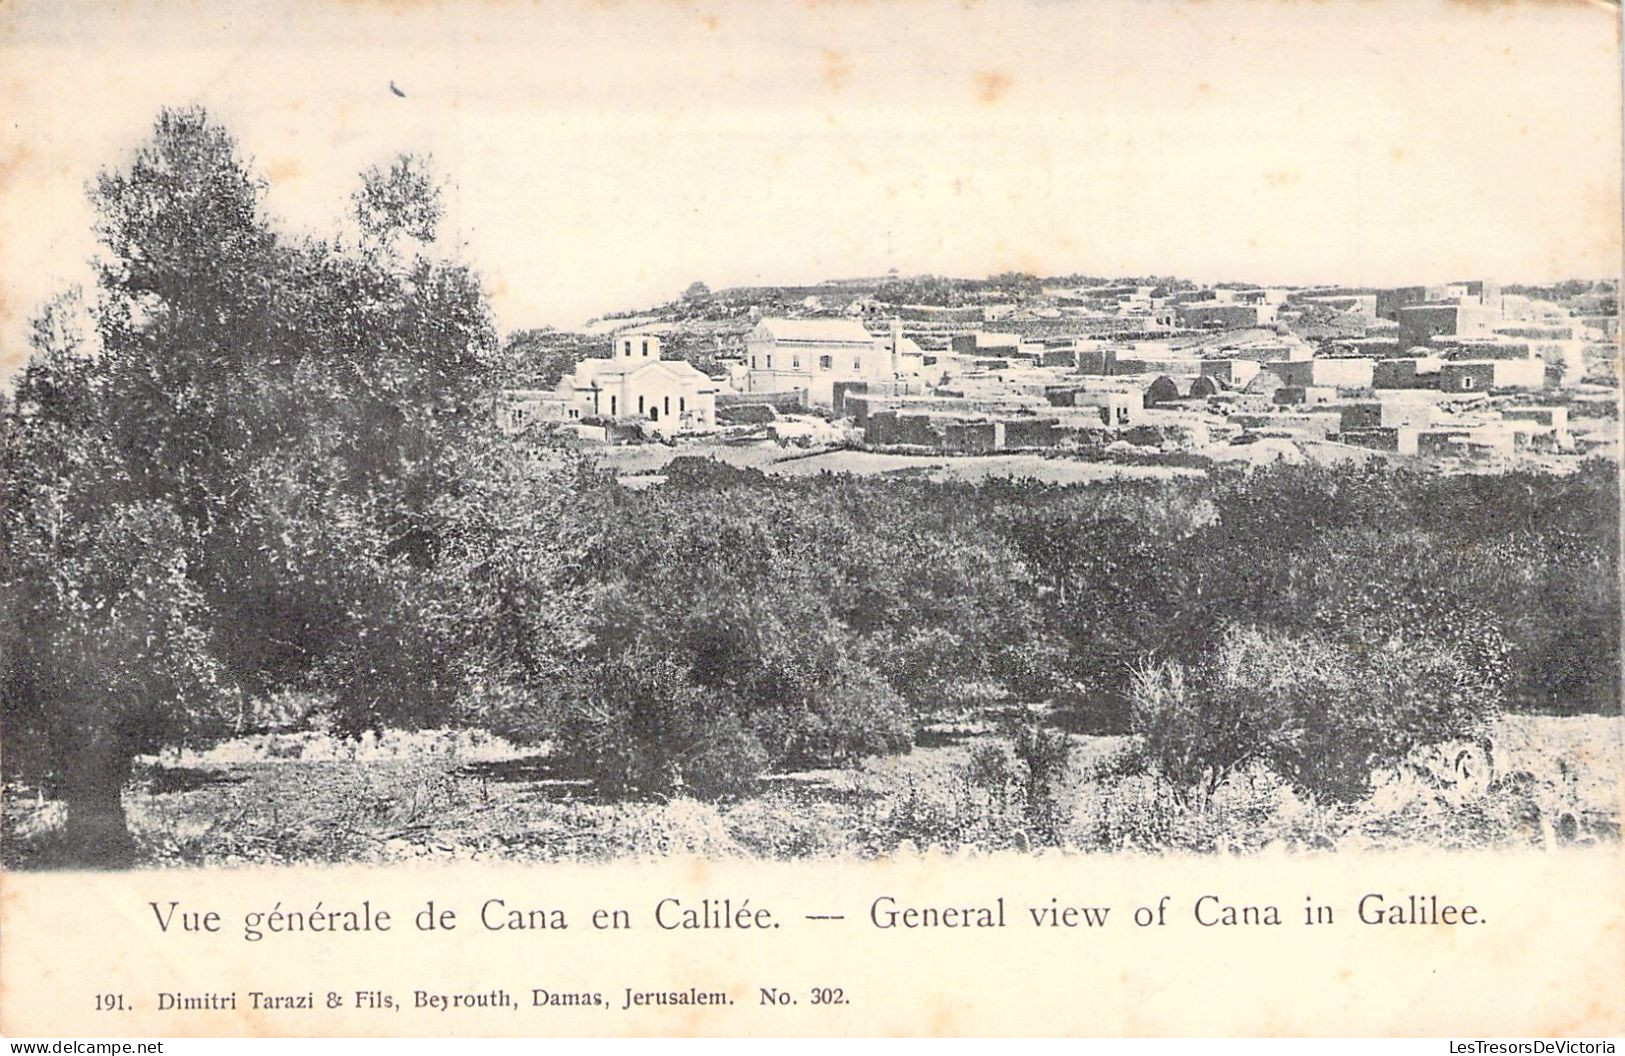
545,650,767,800
1131,624,1503,806
510,622,912,801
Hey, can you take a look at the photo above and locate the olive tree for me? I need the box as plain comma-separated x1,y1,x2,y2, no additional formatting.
1,107,535,865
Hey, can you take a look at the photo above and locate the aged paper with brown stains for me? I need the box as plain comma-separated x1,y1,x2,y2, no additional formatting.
1,0,1622,1039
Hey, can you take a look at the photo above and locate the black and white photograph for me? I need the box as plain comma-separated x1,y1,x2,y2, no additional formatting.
0,0,1618,872
0,0,1620,1040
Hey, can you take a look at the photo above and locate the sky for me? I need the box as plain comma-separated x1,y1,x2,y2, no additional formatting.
1,0,1620,379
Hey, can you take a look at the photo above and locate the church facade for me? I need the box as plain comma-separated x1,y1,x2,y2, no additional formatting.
557,330,720,435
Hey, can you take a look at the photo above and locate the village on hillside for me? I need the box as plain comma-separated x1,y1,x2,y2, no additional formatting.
496,276,1621,479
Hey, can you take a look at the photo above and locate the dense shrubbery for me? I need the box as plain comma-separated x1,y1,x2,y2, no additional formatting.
549,458,1616,804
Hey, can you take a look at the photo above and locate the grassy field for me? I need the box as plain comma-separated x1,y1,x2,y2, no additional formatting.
588,439,1206,488
765,450,1202,484
4,714,1617,868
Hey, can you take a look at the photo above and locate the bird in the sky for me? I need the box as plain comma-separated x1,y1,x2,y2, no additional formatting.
389,81,406,98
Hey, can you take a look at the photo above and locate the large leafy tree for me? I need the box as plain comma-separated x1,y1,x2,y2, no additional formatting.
1,107,534,865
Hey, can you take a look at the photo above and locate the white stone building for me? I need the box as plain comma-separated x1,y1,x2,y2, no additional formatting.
556,330,720,434
744,318,899,408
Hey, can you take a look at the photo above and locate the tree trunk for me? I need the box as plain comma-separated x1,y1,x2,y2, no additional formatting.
58,744,137,869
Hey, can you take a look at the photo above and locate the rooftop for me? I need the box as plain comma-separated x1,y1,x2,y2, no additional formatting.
752,318,877,343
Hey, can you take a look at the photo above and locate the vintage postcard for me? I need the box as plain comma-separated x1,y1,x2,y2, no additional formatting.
0,0,1621,1039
